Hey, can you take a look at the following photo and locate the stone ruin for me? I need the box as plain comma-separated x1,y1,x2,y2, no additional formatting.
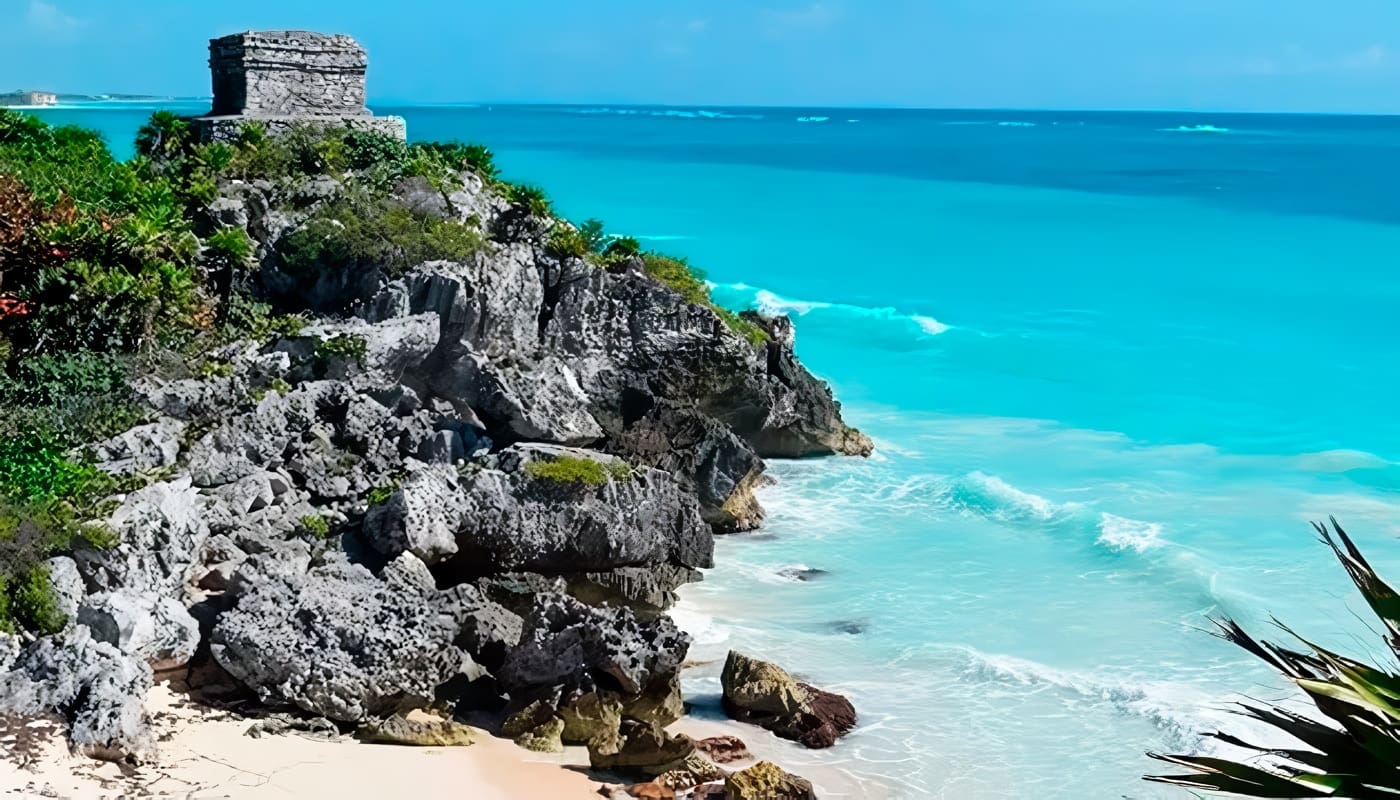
193,30,404,142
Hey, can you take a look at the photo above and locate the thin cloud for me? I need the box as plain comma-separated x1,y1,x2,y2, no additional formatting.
1238,44,1392,77
761,2,840,36
26,0,82,39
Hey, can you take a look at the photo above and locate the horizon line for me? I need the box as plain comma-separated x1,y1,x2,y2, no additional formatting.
28,95,1400,118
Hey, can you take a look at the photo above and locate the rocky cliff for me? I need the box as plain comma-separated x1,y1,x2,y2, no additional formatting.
0,123,869,772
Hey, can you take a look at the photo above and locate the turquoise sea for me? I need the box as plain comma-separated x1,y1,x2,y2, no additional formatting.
34,101,1400,798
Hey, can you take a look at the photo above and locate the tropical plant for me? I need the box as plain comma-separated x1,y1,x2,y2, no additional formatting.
413,142,499,179
506,183,552,217
1146,519,1400,797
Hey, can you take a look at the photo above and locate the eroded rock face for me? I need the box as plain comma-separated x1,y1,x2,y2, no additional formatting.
367,445,712,575
0,627,152,762
75,478,210,601
77,591,201,671
498,593,690,699
588,718,696,777
211,553,467,722
721,650,857,749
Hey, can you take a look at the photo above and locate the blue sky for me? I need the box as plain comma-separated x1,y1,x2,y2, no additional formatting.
2,0,1398,112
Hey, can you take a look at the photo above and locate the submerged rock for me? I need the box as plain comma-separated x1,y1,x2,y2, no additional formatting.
721,650,857,749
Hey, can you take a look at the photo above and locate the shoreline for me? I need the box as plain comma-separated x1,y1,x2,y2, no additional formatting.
0,685,600,799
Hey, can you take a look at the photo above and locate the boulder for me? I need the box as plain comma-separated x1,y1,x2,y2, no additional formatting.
0,627,152,762
75,477,209,601
695,735,752,764
89,419,185,476
211,553,467,722
588,718,695,777
77,591,201,671
656,755,726,791
0,632,19,671
721,651,857,749
358,713,475,747
43,556,84,624
513,715,565,753
363,464,466,564
725,761,817,800
452,444,712,574
498,593,690,700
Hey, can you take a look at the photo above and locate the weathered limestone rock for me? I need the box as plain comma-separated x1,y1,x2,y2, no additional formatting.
43,556,84,624
588,718,696,777
211,553,466,722
363,464,465,564
725,761,817,800
0,627,153,762
498,593,690,700
77,591,201,671
513,715,565,753
358,712,475,747
721,651,857,749
75,478,209,601
89,419,185,476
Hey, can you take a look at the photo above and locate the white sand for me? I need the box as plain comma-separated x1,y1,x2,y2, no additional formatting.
0,686,600,799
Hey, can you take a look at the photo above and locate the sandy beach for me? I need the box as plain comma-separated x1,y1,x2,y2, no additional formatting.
0,686,600,799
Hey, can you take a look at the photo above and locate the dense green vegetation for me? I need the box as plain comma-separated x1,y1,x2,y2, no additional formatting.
524,455,632,487
1146,519,1400,797
0,108,770,633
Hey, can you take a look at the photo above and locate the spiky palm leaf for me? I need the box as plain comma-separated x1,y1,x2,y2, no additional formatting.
1146,519,1400,797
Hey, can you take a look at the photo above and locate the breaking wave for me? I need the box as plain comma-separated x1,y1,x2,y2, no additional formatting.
709,282,952,342
1161,124,1232,134
560,106,765,120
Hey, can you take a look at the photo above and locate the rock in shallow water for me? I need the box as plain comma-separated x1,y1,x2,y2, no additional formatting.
721,650,857,749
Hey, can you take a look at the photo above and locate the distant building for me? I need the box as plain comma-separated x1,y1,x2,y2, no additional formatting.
0,91,58,107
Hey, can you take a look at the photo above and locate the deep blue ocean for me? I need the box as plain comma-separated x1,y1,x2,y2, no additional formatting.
30,101,1400,798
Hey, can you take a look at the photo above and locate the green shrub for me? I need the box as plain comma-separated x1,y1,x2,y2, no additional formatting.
297,514,331,539
578,218,608,254
278,195,482,279
0,114,204,355
0,430,105,504
219,294,306,343
135,111,194,162
506,183,552,218
412,142,499,179
1146,519,1400,797
604,236,641,260
545,226,592,260
524,456,631,487
640,253,768,345
366,480,399,507
206,226,252,266
641,254,709,305
315,333,368,366
9,564,65,635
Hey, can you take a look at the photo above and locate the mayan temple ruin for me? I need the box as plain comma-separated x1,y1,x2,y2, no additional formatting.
193,30,404,141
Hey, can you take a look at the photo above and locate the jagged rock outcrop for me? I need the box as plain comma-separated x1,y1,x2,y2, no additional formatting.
367,444,711,576
77,591,201,671
0,110,867,787
0,627,153,762
210,553,468,722
721,651,857,749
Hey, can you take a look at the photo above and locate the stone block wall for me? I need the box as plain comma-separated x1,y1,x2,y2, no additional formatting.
210,31,369,117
